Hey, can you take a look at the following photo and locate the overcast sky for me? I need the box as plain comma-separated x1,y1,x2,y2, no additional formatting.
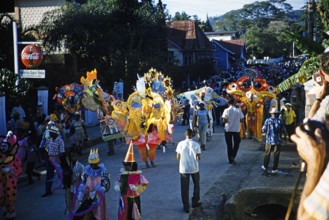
161,0,307,21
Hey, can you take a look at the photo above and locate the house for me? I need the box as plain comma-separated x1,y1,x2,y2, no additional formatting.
211,39,248,71
166,20,214,66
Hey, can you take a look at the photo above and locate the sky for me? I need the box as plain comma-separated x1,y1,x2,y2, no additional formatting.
161,0,307,21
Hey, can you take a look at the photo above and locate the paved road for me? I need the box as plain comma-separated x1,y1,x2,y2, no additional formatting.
14,123,300,220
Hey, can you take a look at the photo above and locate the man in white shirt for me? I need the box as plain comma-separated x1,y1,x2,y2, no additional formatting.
176,128,201,213
222,98,244,164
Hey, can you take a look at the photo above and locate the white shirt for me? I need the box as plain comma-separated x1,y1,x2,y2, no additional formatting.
176,139,201,174
222,105,244,132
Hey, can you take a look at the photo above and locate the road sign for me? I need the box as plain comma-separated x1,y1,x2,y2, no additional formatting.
19,69,45,78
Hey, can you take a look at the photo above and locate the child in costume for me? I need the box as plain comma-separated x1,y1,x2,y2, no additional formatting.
115,141,149,220
74,148,110,220
0,131,22,220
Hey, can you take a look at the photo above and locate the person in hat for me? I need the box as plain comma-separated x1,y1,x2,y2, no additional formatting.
115,141,149,220
261,107,284,174
0,131,22,220
74,148,110,220
283,103,296,142
41,124,66,197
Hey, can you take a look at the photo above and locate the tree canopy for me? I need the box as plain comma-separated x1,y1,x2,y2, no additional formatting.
211,0,298,57
37,0,168,96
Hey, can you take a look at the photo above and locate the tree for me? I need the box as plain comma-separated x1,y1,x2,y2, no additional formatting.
0,14,14,70
0,68,33,116
37,0,168,97
318,0,329,31
172,11,191,21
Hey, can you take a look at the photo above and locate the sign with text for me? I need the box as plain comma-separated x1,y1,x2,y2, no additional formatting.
20,69,46,78
21,44,43,68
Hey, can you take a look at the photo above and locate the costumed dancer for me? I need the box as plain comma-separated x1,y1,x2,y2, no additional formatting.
0,131,22,220
74,148,110,220
115,141,149,220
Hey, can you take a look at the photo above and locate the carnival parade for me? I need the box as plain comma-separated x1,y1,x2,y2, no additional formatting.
2,0,329,219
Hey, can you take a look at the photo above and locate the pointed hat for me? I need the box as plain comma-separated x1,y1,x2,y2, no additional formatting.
124,141,135,163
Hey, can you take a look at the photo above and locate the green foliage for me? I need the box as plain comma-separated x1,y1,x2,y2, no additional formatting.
277,57,319,93
318,0,329,31
172,11,191,21
38,0,168,95
0,14,14,69
285,32,325,56
211,0,299,57
0,68,33,112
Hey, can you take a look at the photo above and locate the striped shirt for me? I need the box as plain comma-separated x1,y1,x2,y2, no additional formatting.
304,163,329,220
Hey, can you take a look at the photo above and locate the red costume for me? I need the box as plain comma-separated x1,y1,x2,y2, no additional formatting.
0,132,22,219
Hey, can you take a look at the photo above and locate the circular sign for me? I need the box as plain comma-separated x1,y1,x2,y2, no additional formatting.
21,44,43,68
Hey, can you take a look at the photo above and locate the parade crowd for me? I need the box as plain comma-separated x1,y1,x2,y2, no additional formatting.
2,52,329,220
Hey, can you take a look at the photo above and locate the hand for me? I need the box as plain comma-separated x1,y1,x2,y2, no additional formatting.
129,184,138,191
291,125,327,169
315,76,329,100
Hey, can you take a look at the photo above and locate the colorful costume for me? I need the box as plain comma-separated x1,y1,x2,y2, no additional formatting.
80,69,122,142
111,68,176,167
74,149,110,220
116,141,149,220
226,75,276,141
0,131,22,219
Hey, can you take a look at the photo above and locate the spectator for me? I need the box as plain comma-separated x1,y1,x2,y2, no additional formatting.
25,135,41,184
283,103,296,141
308,52,329,120
176,128,201,213
62,148,84,216
71,112,88,155
41,124,65,197
6,112,20,135
195,102,209,150
291,121,329,220
261,107,284,174
222,98,244,164
11,100,26,120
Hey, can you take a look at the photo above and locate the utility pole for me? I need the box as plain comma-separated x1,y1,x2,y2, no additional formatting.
307,0,315,41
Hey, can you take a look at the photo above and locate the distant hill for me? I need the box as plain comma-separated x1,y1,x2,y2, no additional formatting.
209,9,303,31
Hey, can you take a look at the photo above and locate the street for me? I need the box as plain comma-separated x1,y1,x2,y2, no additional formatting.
15,123,300,220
